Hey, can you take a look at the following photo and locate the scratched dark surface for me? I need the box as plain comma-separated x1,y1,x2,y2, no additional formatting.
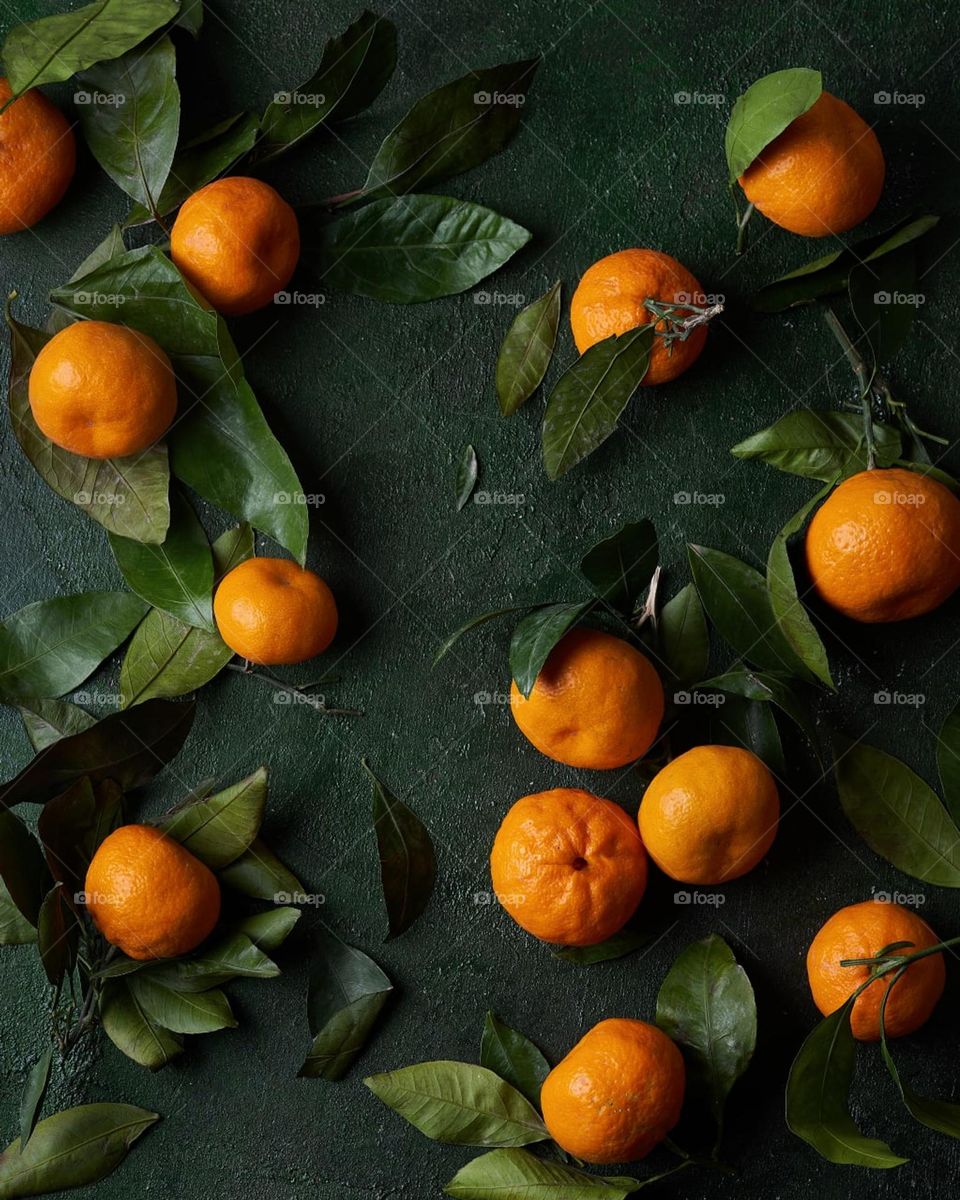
1,1,959,1197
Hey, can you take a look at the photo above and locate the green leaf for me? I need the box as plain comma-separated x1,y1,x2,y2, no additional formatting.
709,694,785,774
786,1002,907,1167
158,767,267,868
835,743,960,886
0,1102,159,1195
175,0,203,37
37,776,123,896
49,246,307,562
217,837,303,900
479,1013,549,1106
542,327,653,480
119,609,232,707
731,411,901,481
936,700,960,826
299,929,392,1081
688,544,809,678
212,523,254,579
76,36,180,215
444,1148,639,1200
364,761,436,940
228,906,300,951
365,1061,549,1147
144,932,278,991
318,194,531,304
456,445,479,511
579,519,657,614
109,492,214,631
127,112,260,224
881,1033,960,1140
849,246,918,367
767,487,835,689
128,975,236,1035
360,60,538,199
19,1048,52,1150
37,884,79,986
0,699,195,807
552,925,651,965
0,878,37,945
1,0,179,93
698,668,820,757
0,810,48,924
496,281,561,416
7,313,171,543
656,935,756,1131
725,68,822,181
256,11,397,162
433,606,531,667
660,583,709,688
509,602,591,699
19,699,96,752
100,978,183,1069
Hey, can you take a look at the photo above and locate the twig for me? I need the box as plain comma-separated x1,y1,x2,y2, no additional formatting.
226,661,362,716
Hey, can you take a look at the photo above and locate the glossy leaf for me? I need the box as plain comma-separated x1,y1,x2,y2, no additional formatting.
710,693,785,774
360,60,538,199
0,1103,159,1195
849,246,917,367
456,445,479,511
217,837,303,900
731,411,901,481
76,36,180,215
228,906,300,951
19,1048,52,1150
479,1013,549,1106
0,699,195,807
37,776,123,896
158,767,267,868
120,609,232,707
579,520,657,613
256,11,397,162
128,975,236,1034
318,195,531,303
509,602,591,699
767,487,834,689
786,1002,906,1167
656,935,756,1130
552,926,650,965
660,583,709,687
212,523,254,578
496,281,561,416
7,314,171,543
699,668,819,758
542,327,653,480
100,979,183,1069
37,884,79,986
0,810,47,924
936,700,960,826
110,492,214,630
299,929,393,1080
19,699,96,752
175,0,203,37
365,760,436,939
1,0,179,93
835,743,960,886
725,68,822,181
365,1061,549,1147
144,932,278,992
445,1149,638,1200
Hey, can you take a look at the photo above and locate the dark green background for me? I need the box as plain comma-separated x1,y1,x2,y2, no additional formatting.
2,0,960,1196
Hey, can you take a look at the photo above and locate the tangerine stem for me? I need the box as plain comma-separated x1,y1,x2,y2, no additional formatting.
226,661,362,717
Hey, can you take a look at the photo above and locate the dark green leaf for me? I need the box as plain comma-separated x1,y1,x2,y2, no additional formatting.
0,879,36,945
444,1148,639,1200
128,975,236,1034
660,583,709,688
217,837,303,900
699,669,820,757
936,700,960,826
656,935,756,1130
496,281,561,416
37,884,79,986
109,492,214,630
256,11,397,162
710,694,785,774
228,906,300,951
0,699,195,807
542,328,653,480
119,609,232,707
767,487,835,689
479,1013,549,1106
579,520,657,613
7,313,171,543
849,246,918,367
175,0,203,37
144,932,278,991
100,979,183,1069
318,194,531,303
835,743,960,886
1,0,179,93
551,925,651,965
299,929,392,1080
360,60,537,199
76,36,180,215
786,1002,906,1167
19,1048,52,1150
37,776,123,896
365,1062,549,1147
688,544,808,677
0,810,48,924
365,760,436,939
509,602,591,699
881,1031,960,1140
0,1102,159,1195
158,767,267,868
725,68,822,181
19,699,96,752
433,606,531,667
456,445,479,511
212,523,254,579
731,411,901,481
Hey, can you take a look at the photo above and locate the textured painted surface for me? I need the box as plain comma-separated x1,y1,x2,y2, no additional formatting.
1,0,959,1196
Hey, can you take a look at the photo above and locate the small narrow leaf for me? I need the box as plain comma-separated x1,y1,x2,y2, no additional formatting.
496,282,561,416
217,838,302,901
659,584,709,688
456,445,479,511
364,761,436,939
434,606,531,667
18,1048,52,1149
552,926,651,965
